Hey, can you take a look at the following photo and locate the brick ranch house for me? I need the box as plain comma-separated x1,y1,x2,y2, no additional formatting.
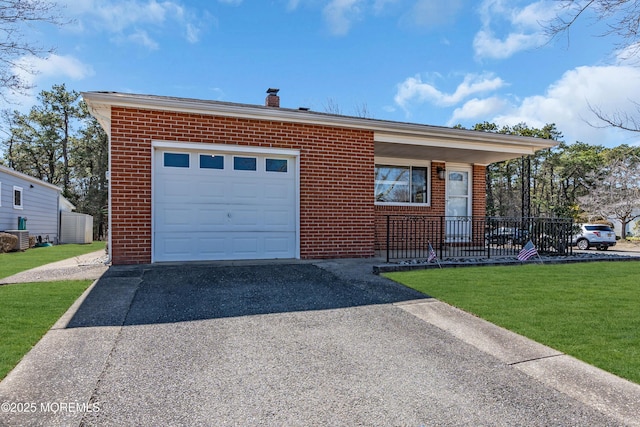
82,90,556,265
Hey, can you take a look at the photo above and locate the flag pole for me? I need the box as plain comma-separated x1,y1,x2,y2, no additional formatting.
427,240,442,268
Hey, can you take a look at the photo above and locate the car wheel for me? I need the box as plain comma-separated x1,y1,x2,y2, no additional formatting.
577,239,589,250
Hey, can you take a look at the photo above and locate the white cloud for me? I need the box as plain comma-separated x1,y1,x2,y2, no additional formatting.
394,73,506,110
448,96,509,125
285,0,300,11
128,30,159,50
323,0,364,36
7,54,94,106
15,54,94,83
372,0,399,14
474,0,555,60
491,65,640,146
615,42,640,66
60,0,206,47
473,29,545,60
401,0,463,29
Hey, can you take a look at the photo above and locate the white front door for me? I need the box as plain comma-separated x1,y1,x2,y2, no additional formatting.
445,166,472,242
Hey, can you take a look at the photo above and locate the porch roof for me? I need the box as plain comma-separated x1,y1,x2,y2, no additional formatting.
82,91,557,165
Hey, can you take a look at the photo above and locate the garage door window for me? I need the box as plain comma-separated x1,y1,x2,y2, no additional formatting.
200,154,224,170
164,153,190,168
266,158,287,173
233,156,257,171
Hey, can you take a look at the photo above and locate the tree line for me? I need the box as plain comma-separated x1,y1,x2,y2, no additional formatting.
1,84,108,239
463,122,640,236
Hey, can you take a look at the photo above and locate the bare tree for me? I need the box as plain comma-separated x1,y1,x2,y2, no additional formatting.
322,97,342,115
323,98,374,118
546,1,640,133
578,155,640,237
353,102,373,119
0,0,64,100
546,0,640,54
588,100,640,133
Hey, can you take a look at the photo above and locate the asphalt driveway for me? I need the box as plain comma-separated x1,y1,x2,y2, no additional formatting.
1,259,638,426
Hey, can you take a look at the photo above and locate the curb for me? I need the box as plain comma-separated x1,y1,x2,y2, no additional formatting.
374,253,640,274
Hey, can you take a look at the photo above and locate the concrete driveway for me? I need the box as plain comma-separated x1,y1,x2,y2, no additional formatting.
1,259,638,426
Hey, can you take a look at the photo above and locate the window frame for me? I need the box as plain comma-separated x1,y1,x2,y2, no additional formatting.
13,185,23,210
199,153,225,170
265,158,289,173
163,152,190,168
233,155,258,172
374,158,431,206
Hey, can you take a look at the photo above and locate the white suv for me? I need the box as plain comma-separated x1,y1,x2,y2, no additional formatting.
572,224,617,250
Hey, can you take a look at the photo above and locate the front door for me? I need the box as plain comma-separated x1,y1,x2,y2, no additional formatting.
445,166,472,242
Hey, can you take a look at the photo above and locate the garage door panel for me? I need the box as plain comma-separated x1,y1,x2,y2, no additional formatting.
156,236,192,259
198,237,227,257
196,208,228,227
264,183,292,200
230,182,260,201
154,232,296,262
195,179,226,200
231,208,260,226
264,236,292,253
157,206,195,228
264,209,294,226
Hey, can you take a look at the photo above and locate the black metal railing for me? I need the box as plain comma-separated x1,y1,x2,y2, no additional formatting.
380,216,574,262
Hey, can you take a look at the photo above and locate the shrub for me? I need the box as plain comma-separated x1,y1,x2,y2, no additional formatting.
0,233,18,253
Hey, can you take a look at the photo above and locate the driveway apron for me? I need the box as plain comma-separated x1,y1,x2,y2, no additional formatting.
0,261,635,426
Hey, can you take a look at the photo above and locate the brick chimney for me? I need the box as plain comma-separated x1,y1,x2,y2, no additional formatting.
265,88,280,107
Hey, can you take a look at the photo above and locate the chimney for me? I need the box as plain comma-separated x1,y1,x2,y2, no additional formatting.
265,88,280,108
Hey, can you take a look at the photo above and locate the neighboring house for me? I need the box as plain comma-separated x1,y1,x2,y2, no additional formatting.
83,90,556,265
609,211,640,237
0,165,62,245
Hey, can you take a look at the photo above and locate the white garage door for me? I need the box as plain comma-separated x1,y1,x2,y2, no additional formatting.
153,147,297,262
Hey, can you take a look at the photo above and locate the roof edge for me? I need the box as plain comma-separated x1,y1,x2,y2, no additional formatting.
81,91,558,151
0,165,62,192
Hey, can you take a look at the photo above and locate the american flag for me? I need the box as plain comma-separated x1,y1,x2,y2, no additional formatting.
518,240,538,261
428,242,437,262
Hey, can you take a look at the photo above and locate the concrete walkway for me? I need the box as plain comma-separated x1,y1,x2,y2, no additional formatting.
1,259,639,426
0,250,109,284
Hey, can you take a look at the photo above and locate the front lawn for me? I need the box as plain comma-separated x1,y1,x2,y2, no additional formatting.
0,241,106,279
0,280,92,380
385,262,640,384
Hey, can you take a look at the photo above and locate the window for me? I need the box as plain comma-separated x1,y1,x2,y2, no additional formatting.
13,186,23,209
200,154,224,170
266,158,288,173
375,164,429,204
164,152,190,168
233,156,257,171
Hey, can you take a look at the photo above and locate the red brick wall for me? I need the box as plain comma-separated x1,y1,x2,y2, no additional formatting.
109,107,375,264
472,164,487,217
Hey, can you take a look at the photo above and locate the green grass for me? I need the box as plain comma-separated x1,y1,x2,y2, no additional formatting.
0,241,105,279
385,262,640,384
0,280,92,380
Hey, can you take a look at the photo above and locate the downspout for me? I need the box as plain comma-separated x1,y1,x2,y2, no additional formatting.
57,191,61,245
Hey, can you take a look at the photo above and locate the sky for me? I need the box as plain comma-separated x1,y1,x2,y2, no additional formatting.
7,0,640,148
